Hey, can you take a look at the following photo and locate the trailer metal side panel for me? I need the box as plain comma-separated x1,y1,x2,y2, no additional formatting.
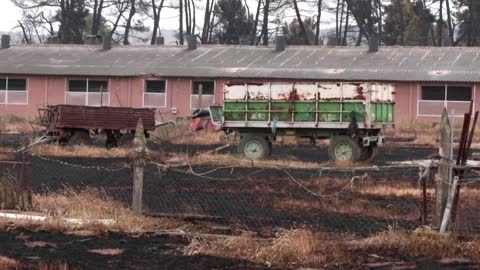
220,82,395,128
49,105,155,131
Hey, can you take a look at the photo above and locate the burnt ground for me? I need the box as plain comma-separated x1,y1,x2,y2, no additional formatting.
0,230,273,270
1,132,479,269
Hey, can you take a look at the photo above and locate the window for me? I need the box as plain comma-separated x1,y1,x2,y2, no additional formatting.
143,80,166,108
421,86,445,101
418,85,473,117
193,81,214,95
447,86,471,101
0,78,27,105
191,81,215,110
65,79,109,106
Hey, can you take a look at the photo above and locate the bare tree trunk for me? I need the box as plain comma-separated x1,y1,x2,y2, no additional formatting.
201,0,211,43
18,21,31,44
192,0,196,35
92,0,104,35
151,0,165,45
399,0,405,45
250,0,262,45
335,0,340,44
445,0,454,45
338,0,345,44
342,8,349,45
355,28,363,46
60,0,67,42
123,0,136,45
110,3,128,38
293,0,310,44
375,0,382,44
262,0,270,46
437,0,443,46
315,0,322,45
184,0,191,35
179,0,184,44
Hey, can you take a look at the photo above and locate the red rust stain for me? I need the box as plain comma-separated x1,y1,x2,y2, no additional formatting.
354,86,366,100
288,89,298,101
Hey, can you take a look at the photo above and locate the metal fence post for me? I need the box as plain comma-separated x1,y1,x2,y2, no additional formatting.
132,119,147,215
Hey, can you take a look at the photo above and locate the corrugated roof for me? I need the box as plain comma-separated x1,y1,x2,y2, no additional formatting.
1,44,480,82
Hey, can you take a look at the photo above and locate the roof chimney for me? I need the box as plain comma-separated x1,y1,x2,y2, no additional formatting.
275,35,286,51
85,35,102,45
1,35,10,49
368,36,379,53
186,35,197,50
103,34,112,50
155,36,165,45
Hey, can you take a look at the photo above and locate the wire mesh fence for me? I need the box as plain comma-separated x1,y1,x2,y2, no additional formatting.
29,153,438,237
0,153,32,211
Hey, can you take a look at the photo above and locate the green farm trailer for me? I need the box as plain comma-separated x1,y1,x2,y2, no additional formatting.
209,82,395,162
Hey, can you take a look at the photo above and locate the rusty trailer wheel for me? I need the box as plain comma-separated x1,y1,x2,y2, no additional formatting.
67,130,91,146
328,135,361,162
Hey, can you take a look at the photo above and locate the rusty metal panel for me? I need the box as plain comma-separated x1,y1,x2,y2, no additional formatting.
294,83,317,100
271,83,294,100
224,84,247,101
370,83,395,102
47,105,155,131
318,83,342,100
248,83,270,100
224,82,395,102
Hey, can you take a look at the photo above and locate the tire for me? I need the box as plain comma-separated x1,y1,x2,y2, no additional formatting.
328,135,361,162
239,135,271,160
67,130,91,146
359,146,378,163
118,133,135,148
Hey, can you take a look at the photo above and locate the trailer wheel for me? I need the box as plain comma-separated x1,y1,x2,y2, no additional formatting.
67,130,91,146
360,146,378,163
239,136,271,160
328,136,361,162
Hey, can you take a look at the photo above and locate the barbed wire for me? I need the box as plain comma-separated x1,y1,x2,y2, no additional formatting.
34,155,130,172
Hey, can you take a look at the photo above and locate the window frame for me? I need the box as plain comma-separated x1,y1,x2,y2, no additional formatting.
142,79,167,108
0,77,28,105
190,80,216,110
417,84,475,118
65,78,110,106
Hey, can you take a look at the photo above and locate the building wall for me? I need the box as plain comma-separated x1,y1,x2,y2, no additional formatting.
394,82,480,125
1,74,479,125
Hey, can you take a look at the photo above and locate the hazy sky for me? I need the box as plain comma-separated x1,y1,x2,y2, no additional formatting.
0,0,22,32
0,0,334,38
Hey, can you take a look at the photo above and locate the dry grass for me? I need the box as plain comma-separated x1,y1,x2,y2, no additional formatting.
29,145,130,158
356,228,480,260
386,121,480,147
0,187,185,235
0,114,40,133
185,229,323,266
186,227,480,267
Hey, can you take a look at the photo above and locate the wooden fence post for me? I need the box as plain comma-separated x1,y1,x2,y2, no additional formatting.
434,109,451,229
132,119,147,215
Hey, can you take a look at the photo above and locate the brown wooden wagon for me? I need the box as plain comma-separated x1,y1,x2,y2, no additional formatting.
37,105,156,148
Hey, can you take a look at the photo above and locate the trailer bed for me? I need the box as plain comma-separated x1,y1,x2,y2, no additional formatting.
40,105,156,131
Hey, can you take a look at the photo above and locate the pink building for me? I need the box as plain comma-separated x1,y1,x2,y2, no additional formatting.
1,38,479,124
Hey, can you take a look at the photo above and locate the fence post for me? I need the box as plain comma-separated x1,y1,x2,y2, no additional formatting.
132,119,147,215
434,109,451,229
